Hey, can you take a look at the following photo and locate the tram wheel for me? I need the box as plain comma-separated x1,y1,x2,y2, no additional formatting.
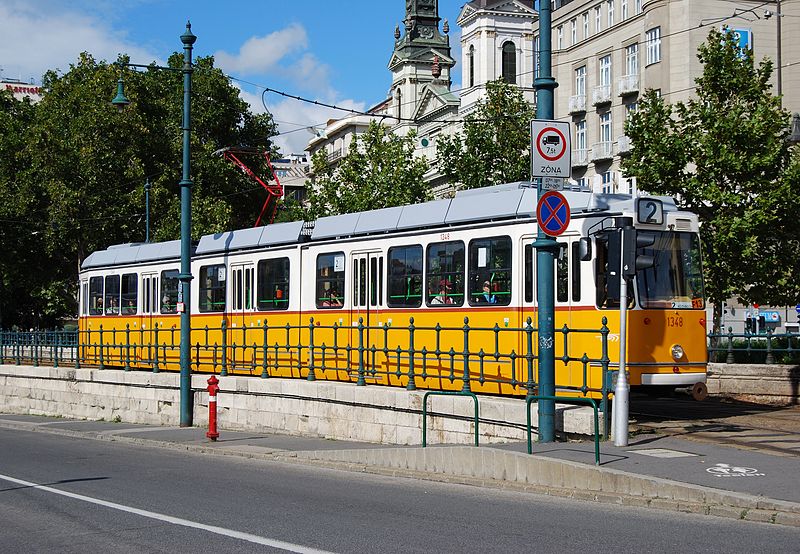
691,382,709,402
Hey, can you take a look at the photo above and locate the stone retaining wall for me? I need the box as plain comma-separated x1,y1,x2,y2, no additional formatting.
0,365,597,444
707,363,800,405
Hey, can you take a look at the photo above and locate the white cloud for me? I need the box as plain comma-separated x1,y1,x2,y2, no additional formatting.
0,3,161,82
214,24,308,75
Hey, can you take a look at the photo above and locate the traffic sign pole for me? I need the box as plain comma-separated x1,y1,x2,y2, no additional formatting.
533,0,559,444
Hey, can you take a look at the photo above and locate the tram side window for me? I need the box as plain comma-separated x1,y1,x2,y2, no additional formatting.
316,252,345,309
121,273,138,315
426,240,464,306
571,241,582,302
105,275,120,315
199,264,226,313
81,281,88,316
468,236,512,306
524,244,534,303
161,270,180,314
556,243,568,303
387,245,423,308
89,277,103,315
257,257,290,311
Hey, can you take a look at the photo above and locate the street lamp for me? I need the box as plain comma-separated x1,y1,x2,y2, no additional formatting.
112,22,196,427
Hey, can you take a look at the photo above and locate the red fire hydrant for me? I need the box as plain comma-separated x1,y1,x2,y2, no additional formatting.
206,375,220,441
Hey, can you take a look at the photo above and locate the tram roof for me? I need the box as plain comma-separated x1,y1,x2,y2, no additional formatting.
82,184,682,266
81,239,183,269
309,182,678,240
195,220,305,256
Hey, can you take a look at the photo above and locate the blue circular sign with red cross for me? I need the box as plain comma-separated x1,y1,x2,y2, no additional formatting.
536,190,571,237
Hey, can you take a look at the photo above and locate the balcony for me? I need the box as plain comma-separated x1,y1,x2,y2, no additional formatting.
327,149,343,163
572,148,589,167
591,141,614,162
617,74,639,97
568,94,586,114
617,135,632,155
592,85,612,106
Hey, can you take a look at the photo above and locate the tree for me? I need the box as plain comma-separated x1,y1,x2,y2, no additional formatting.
0,51,278,328
290,121,430,221
622,28,800,333
437,79,535,189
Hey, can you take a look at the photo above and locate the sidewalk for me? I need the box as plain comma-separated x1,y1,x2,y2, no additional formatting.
1,413,798,527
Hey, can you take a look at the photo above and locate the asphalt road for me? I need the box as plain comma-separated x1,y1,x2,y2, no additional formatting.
0,428,798,553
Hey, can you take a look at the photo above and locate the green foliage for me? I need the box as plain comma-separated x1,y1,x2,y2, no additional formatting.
293,121,430,220
622,28,800,332
437,79,535,189
0,50,278,328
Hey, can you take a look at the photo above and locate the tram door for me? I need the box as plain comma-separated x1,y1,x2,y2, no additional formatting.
230,263,255,328
519,234,582,387
141,272,159,364
351,251,384,369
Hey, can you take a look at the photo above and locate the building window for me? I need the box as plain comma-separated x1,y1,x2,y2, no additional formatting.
635,0,642,15
426,241,464,306
600,111,612,143
575,65,586,95
646,27,661,65
534,36,540,79
501,41,516,84
626,101,638,119
387,245,423,308
600,54,612,87
571,19,577,46
576,119,587,150
468,45,475,88
621,0,628,20
625,43,639,75
601,171,613,193
595,6,602,33
316,252,345,308
557,26,563,50
607,0,615,27
257,257,290,310
468,236,512,306
583,12,589,39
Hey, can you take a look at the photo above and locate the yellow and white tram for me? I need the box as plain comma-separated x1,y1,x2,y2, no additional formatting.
78,182,707,397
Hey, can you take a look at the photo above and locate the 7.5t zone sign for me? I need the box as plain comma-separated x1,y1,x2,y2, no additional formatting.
531,120,572,179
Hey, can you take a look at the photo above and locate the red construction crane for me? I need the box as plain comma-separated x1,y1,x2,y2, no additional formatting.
216,147,284,227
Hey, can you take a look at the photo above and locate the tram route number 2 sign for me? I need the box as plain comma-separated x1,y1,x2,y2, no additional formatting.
531,119,571,179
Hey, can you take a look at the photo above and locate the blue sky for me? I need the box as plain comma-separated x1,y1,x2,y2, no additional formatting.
0,0,471,153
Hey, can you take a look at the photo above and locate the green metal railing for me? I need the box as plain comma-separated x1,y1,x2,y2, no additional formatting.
708,328,800,365
1,316,612,445
526,395,601,465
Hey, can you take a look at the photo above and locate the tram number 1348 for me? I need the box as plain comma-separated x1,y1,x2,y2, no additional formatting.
667,316,684,328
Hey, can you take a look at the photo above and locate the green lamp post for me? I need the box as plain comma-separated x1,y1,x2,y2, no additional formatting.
113,22,196,427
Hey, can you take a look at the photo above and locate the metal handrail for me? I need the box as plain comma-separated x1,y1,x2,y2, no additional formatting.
421,390,479,447
526,394,600,465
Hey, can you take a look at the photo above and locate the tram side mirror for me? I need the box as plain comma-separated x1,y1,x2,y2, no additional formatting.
578,237,592,261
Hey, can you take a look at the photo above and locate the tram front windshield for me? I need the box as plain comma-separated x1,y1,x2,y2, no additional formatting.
636,231,704,309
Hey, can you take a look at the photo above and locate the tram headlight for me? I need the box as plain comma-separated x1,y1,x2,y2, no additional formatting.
671,344,685,361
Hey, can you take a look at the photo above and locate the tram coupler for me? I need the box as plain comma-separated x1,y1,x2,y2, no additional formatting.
206,375,220,441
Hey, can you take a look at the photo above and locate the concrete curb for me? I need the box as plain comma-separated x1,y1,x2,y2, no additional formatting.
2,419,798,528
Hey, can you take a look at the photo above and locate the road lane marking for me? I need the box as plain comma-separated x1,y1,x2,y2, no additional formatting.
0,472,336,554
